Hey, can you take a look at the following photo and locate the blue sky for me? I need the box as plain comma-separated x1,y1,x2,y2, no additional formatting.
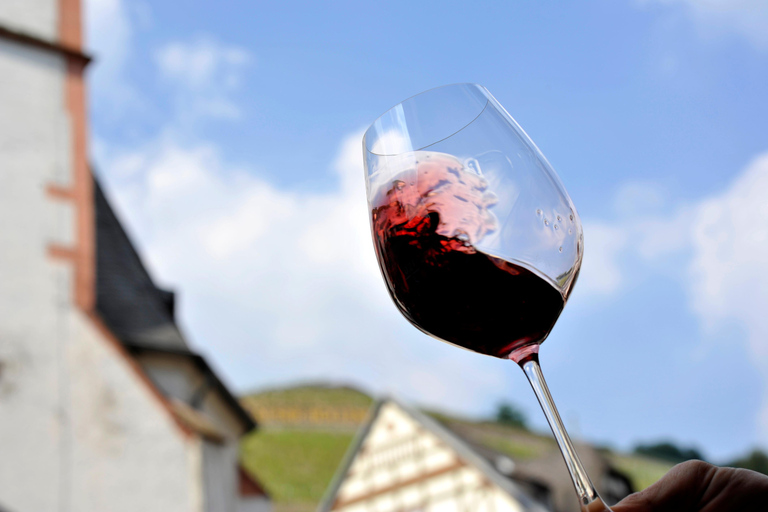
86,0,768,461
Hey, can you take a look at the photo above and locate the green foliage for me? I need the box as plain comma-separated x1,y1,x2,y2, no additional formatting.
728,449,768,476
495,402,527,429
240,429,355,506
633,441,705,464
239,385,370,510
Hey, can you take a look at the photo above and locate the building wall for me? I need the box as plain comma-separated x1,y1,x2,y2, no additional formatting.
331,403,527,512
202,441,240,512
139,353,251,512
0,29,199,512
238,497,272,512
0,5,262,512
0,37,71,512
68,312,199,512
0,0,57,41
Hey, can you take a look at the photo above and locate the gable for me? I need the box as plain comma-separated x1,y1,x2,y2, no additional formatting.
324,401,541,512
93,178,255,434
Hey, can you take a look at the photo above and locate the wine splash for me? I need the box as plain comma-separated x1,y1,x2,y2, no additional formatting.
370,152,564,359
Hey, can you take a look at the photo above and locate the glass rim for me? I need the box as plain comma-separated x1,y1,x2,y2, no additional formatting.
364,83,490,157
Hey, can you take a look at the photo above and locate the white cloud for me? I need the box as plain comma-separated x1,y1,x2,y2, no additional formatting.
689,153,768,331
575,179,699,301
86,1,249,121
154,39,252,120
98,132,508,412
84,0,506,412
155,39,250,90
577,222,629,296
687,154,768,437
574,181,688,299
641,0,768,49
578,153,768,442
99,133,768,426
613,182,668,217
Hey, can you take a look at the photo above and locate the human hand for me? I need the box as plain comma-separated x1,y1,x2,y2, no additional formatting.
612,460,768,512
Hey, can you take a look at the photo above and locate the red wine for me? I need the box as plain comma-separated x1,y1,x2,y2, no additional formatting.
371,152,564,359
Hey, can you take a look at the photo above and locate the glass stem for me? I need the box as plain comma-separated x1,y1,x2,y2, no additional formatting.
519,355,611,511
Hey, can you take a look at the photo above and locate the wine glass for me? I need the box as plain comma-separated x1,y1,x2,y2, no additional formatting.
364,84,610,512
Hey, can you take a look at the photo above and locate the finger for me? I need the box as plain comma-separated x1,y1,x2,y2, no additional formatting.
612,460,715,512
697,466,768,512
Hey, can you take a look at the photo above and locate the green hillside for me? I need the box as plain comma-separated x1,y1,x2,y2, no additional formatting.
241,429,355,512
239,384,371,512
239,384,674,511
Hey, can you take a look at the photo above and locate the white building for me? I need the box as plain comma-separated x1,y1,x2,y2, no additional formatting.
318,399,551,512
318,399,632,512
0,2,270,511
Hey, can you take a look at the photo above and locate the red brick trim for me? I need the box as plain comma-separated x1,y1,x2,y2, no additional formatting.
67,57,96,312
53,0,95,313
46,184,76,201
48,244,77,261
58,0,82,50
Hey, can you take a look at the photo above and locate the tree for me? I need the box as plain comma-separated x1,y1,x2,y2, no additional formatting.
495,402,527,429
633,441,705,463
728,449,768,476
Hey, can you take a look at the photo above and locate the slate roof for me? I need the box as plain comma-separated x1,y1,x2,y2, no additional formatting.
94,177,255,433
95,179,187,350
